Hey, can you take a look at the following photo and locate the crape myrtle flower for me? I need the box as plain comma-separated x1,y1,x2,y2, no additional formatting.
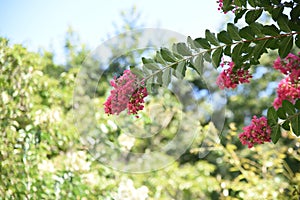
104,69,148,117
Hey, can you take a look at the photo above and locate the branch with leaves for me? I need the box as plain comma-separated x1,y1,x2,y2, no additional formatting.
105,0,300,148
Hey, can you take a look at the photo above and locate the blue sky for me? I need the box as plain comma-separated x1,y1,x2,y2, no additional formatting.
0,0,224,63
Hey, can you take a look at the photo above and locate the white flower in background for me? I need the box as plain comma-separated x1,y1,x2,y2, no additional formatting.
64,151,91,172
82,172,100,186
34,108,61,125
114,178,149,200
38,159,56,174
118,134,135,151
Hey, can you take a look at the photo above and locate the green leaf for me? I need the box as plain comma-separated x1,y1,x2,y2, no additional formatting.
271,0,280,4
245,10,263,24
156,71,163,86
217,31,232,44
271,7,284,21
239,27,255,40
193,54,204,75
295,99,300,110
282,120,290,131
130,66,144,78
155,51,167,64
282,100,295,115
227,23,242,41
296,35,300,48
291,115,300,136
262,25,280,36
249,22,264,37
267,107,278,126
160,48,177,62
142,57,161,71
224,45,232,56
162,68,171,87
205,30,219,46
277,14,291,32
291,5,300,22
278,36,293,58
187,36,198,50
203,51,212,62
271,125,281,144
232,43,244,63
212,48,223,68
277,107,287,119
248,0,256,7
174,61,186,78
194,38,211,49
234,9,247,23
176,43,192,56
252,40,268,60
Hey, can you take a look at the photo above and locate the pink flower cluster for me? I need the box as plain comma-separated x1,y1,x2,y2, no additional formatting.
239,116,271,148
217,0,224,11
103,70,148,117
217,0,236,13
273,53,300,109
216,61,252,89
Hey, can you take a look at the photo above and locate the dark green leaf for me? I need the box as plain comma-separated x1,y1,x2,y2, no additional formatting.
162,68,171,87
205,30,220,46
234,9,247,23
291,5,300,21
176,43,192,56
282,100,295,115
271,0,280,4
265,38,279,50
277,107,287,119
160,48,177,62
277,14,291,32
267,106,278,126
245,10,263,24
271,7,284,21
262,25,280,36
239,27,255,40
232,43,244,63
250,22,264,37
217,31,232,44
259,0,271,6
271,124,281,144
194,38,211,49
253,40,268,60
296,35,300,48
282,120,291,131
295,99,300,110
248,0,256,7
227,23,242,41
291,115,300,136
278,36,293,58
224,45,232,56
212,48,223,68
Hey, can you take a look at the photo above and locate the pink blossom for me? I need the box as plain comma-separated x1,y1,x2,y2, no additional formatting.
216,61,252,89
273,76,300,109
103,70,148,117
273,53,300,76
239,116,271,148
272,53,300,109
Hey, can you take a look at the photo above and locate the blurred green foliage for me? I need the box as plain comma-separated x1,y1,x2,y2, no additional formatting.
1,8,300,200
